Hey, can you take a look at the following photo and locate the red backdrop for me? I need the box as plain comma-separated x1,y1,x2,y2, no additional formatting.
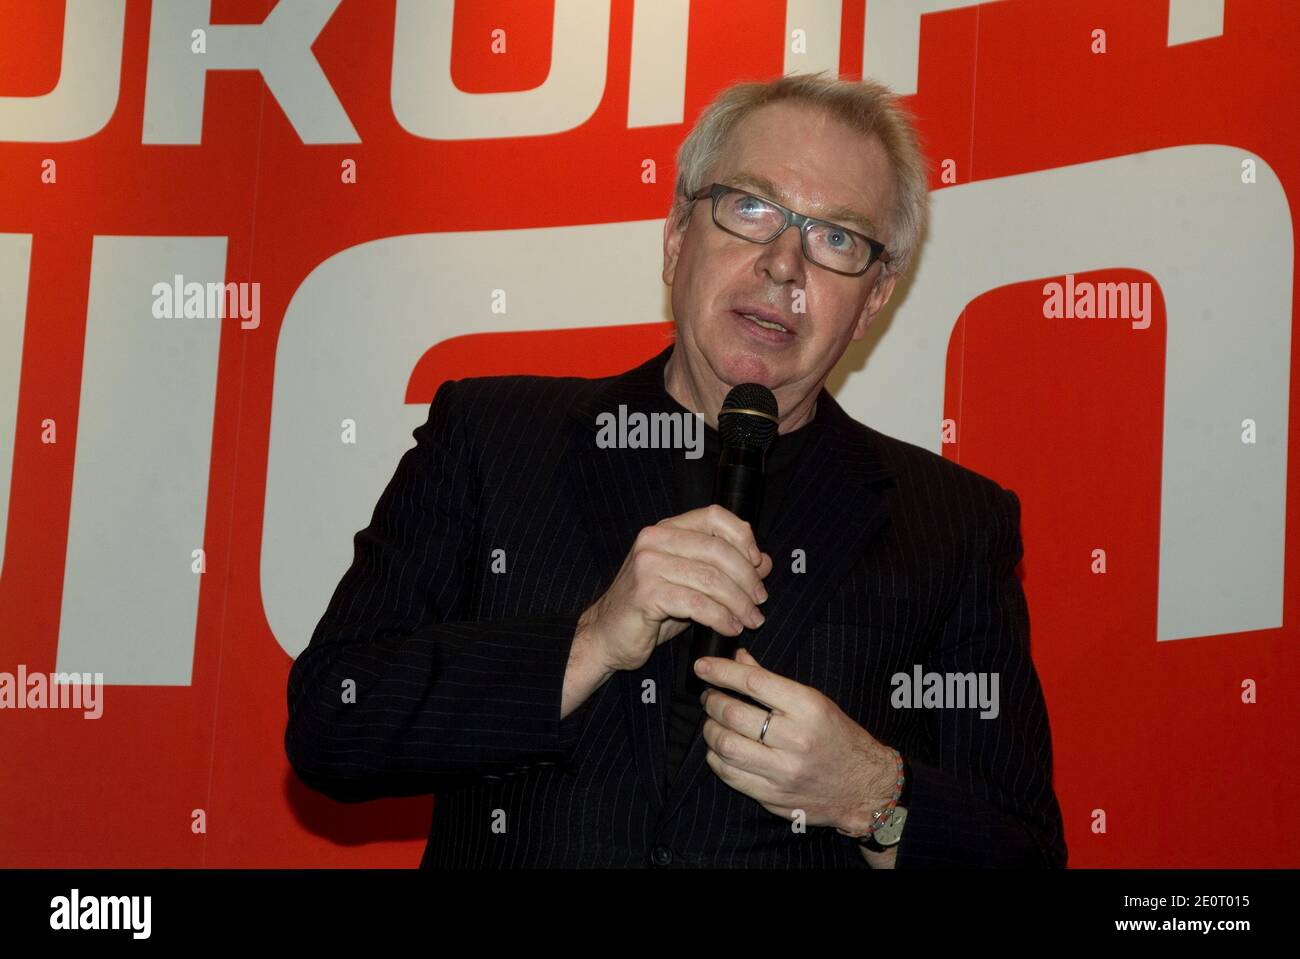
0,0,1296,867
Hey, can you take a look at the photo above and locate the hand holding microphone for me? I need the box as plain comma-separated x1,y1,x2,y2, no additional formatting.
575,384,779,678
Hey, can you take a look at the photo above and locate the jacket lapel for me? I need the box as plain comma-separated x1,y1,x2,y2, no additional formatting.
561,343,896,819
563,344,680,807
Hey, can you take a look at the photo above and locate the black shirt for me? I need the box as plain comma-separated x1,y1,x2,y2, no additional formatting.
659,383,822,790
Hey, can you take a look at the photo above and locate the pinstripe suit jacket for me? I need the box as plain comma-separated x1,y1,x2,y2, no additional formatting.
284,344,1067,868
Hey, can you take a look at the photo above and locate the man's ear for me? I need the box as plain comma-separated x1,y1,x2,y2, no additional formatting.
663,205,686,286
850,267,900,341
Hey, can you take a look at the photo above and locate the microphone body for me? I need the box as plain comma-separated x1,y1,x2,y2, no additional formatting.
688,445,765,670
684,383,778,695
686,377,781,695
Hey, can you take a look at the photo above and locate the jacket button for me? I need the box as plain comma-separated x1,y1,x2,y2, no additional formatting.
650,844,673,867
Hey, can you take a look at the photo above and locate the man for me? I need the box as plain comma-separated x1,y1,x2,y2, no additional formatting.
285,73,1067,868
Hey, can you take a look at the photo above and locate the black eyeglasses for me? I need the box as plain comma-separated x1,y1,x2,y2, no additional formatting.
688,182,890,276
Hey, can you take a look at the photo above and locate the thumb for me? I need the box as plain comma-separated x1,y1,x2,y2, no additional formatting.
736,647,759,666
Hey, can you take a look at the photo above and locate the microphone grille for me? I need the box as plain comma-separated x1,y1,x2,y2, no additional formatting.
719,383,779,451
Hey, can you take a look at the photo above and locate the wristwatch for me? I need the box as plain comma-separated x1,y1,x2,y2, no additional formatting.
856,756,911,852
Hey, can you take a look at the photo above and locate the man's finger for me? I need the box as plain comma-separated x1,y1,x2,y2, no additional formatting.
701,716,782,778
704,745,786,805
693,655,803,715
659,504,761,566
653,529,769,607
701,687,787,748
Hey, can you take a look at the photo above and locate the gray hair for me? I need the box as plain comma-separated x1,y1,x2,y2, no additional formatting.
669,71,931,278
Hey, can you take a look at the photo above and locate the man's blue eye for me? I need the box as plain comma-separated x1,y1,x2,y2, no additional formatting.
821,228,858,251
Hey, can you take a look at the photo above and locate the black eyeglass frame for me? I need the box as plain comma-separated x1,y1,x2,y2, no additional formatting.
688,182,891,277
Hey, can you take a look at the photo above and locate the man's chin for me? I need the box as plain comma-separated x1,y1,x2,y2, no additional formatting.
711,350,787,391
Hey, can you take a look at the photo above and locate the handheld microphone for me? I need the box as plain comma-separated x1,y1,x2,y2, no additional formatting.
688,383,779,690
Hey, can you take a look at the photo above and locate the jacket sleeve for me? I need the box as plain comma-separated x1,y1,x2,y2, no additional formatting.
893,487,1068,868
284,379,592,804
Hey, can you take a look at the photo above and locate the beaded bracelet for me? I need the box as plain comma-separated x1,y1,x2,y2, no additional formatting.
863,747,906,836
835,746,906,840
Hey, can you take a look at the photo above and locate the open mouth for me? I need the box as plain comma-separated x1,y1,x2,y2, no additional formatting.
736,311,792,334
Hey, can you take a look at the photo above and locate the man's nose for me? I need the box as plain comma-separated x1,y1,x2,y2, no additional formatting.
754,225,807,286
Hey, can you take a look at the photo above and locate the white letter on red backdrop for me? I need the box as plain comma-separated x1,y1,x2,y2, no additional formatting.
143,0,356,144
0,0,125,142
836,145,1289,643
57,237,225,684
392,0,610,140
0,235,30,577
